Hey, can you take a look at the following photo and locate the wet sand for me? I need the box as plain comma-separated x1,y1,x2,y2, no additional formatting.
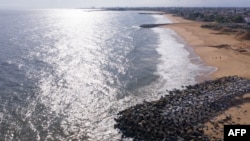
164,14,250,140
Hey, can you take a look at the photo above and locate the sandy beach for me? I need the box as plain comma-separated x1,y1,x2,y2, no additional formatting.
164,14,250,140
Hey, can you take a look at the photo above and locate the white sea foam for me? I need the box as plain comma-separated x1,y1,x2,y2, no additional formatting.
154,28,199,88
151,15,215,92
152,14,173,24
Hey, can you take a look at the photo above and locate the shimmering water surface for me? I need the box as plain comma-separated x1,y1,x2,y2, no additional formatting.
0,9,214,140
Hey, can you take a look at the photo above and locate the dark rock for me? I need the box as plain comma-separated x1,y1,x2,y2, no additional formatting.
114,76,250,141
139,23,170,28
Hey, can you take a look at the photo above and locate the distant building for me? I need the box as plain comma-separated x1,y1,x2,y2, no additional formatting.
244,17,250,23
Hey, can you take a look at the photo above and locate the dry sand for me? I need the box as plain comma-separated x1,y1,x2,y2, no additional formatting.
164,14,250,140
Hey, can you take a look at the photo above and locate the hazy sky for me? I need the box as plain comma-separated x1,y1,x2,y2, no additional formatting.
0,0,250,9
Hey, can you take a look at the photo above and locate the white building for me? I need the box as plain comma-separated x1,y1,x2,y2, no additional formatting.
244,17,250,23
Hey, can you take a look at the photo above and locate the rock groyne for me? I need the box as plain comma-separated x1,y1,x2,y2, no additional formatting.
139,24,170,28
114,76,250,141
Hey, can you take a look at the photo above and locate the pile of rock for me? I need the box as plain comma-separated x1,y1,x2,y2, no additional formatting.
139,23,169,28
114,76,250,141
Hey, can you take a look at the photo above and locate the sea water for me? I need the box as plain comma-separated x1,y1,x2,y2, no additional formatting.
0,9,214,140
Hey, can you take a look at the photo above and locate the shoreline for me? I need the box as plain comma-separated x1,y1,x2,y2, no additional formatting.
114,12,250,141
171,29,217,83
164,14,250,79
164,14,250,140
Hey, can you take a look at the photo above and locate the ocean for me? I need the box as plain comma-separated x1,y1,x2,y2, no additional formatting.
0,9,214,140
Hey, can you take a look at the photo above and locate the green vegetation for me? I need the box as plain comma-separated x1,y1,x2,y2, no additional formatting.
105,7,250,30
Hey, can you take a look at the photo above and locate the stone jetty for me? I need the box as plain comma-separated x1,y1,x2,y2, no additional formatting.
139,23,170,28
114,76,250,141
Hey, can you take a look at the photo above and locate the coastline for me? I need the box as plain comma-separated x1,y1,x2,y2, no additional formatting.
164,14,250,79
164,14,250,140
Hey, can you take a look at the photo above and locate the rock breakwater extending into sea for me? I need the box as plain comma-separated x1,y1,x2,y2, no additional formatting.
114,76,250,141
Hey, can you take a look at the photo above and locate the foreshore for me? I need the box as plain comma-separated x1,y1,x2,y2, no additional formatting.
164,14,250,140
114,13,250,141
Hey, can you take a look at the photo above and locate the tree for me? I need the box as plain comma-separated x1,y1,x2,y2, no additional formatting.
215,15,225,23
232,15,244,23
